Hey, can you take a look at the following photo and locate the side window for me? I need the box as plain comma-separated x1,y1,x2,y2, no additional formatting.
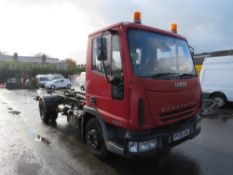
91,32,124,100
111,34,124,100
92,34,111,75
111,35,123,77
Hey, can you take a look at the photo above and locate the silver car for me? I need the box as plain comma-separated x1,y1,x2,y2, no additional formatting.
45,78,72,89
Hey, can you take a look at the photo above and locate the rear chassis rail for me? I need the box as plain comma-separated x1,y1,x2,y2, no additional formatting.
35,89,86,105
48,89,86,101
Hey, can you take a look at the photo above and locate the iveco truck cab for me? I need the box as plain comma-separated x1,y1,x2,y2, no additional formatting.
84,12,201,158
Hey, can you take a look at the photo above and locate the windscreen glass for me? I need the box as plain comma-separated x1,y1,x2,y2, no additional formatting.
128,29,196,79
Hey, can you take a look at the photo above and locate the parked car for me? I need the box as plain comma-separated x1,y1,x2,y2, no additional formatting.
45,78,72,89
79,72,86,91
36,75,51,88
0,83,6,88
200,55,233,107
6,78,21,89
47,74,64,80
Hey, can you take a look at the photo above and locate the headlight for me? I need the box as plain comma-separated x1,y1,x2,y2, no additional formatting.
128,141,138,153
139,141,150,152
139,139,157,152
128,139,158,153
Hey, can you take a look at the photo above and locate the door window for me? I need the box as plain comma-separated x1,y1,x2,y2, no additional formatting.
111,34,124,100
91,32,124,100
111,34,123,78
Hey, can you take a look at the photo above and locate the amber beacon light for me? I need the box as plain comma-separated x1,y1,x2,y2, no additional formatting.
133,11,141,24
171,23,177,33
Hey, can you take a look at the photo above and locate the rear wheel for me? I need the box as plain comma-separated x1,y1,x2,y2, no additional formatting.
39,99,58,123
211,93,226,108
85,118,108,159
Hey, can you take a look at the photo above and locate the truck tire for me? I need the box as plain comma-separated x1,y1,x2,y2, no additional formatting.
39,98,58,123
85,118,108,159
211,93,226,108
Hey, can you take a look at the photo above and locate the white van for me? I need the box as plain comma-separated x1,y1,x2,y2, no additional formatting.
75,72,86,91
200,55,233,107
36,75,51,88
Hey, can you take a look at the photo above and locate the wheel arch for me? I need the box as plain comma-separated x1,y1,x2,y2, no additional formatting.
82,106,125,157
82,106,110,143
209,91,228,101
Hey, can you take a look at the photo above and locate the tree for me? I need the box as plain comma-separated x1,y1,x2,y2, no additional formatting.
34,52,48,57
65,58,77,69
13,52,18,61
42,54,46,63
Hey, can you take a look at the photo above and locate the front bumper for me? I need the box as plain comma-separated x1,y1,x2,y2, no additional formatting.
106,115,201,159
126,116,201,158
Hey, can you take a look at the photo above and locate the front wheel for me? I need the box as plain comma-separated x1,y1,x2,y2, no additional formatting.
67,84,71,89
85,118,108,159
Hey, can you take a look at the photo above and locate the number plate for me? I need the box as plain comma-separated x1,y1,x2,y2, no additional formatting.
173,128,190,142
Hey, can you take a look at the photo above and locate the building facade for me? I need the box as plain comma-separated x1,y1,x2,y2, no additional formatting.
0,53,67,70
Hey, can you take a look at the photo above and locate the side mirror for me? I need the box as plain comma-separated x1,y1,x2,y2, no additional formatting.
96,37,107,61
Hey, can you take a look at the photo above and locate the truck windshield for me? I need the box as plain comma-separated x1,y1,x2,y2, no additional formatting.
128,29,196,79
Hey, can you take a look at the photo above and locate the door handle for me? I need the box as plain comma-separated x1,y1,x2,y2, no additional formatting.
90,96,96,104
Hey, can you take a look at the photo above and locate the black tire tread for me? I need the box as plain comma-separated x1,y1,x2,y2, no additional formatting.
39,98,58,123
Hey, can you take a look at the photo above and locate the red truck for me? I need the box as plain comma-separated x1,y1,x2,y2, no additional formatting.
38,12,201,159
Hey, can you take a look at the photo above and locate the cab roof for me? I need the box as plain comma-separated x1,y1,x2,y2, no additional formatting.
88,22,187,41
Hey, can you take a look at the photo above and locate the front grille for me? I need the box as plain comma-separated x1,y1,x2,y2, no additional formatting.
160,106,195,121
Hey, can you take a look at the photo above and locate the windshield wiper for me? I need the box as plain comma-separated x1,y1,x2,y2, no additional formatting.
151,73,179,78
179,73,196,78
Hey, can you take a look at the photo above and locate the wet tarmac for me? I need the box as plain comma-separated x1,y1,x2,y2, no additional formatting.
0,89,233,175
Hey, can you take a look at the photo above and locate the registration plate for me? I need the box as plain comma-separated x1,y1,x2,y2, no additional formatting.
173,128,190,142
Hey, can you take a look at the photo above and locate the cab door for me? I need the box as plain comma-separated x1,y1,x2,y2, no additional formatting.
87,31,129,128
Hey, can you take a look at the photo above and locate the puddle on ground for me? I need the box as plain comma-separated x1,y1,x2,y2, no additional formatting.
8,110,21,115
17,160,41,175
35,134,51,145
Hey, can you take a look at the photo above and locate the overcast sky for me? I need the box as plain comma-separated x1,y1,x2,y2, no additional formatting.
0,0,232,64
